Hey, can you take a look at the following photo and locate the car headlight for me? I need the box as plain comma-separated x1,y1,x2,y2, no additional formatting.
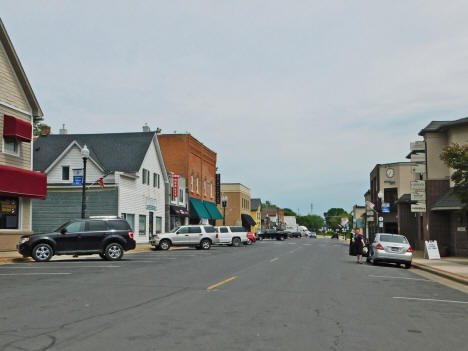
19,237,30,244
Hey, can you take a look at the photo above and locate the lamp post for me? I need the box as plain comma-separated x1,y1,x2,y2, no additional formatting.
81,145,89,219
377,191,383,233
221,196,228,226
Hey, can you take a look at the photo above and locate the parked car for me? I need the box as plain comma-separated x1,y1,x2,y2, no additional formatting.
17,217,136,262
258,229,288,241
150,225,217,250
305,231,317,238
215,226,249,247
367,233,413,268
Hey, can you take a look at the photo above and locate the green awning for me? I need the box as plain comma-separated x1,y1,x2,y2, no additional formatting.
203,201,224,220
189,197,210,219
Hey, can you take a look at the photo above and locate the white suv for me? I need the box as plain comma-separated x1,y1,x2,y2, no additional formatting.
150,225,217,250
215,226,249,247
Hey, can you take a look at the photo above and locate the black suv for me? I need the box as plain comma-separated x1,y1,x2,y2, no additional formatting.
17,217,136,262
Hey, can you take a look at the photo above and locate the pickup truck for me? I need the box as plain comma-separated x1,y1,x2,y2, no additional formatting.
257,229,288,241
215,226,249,247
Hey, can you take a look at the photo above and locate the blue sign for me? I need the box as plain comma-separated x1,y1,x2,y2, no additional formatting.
73,176,83,186
382,202,390,213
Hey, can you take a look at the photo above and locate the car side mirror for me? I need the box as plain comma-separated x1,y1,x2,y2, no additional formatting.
60,228,67,235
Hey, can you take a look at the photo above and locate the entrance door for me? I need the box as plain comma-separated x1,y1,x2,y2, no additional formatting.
149,212,154,238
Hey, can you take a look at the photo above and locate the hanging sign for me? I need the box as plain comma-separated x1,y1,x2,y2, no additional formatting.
381,203,390,213
72,168,83,186
424,240,440,259
411,192,426,201
146,197,157,211
411,164,426,174
172,174,179,199
216,173,221,204
411,153,426,162
410,141,426,151
410,180,425,191
411,202,426,212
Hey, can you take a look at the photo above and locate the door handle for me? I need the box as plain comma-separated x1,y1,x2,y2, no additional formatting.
185,234,189,236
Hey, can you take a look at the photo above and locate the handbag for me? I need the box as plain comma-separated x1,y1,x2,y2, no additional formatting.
362,246,368,255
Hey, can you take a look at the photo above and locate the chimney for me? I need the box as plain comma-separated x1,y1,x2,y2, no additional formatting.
59,124,68,135
142,123,150,132
40,125,51,136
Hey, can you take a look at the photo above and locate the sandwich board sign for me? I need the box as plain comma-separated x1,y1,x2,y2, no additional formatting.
424,240,440,260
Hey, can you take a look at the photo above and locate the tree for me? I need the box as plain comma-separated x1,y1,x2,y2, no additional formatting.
297,215,324,231
323,208,352,230
261,200,278,209
283,208,297,216
440,143,468,208
33,121,45,137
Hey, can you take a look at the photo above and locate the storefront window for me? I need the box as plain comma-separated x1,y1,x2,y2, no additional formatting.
156,217,162,233
139,215,146,236
0,197,19,229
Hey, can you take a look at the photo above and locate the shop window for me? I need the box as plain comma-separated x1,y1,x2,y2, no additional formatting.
156,216,162,233
196,176,199,193
62,166,70,180
179,189,184,202
210,183,213,198
3,138,20,156
139,215,146,236
191,174,194,192
204,179,207,196
0,197,19,229
153,173,157,187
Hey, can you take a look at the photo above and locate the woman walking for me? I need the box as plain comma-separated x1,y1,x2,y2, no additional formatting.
354,229,365,264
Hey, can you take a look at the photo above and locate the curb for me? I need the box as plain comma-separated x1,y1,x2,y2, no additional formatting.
412,262,468,286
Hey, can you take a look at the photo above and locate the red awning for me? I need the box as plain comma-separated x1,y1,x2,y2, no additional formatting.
0,165,47,199
3,115,32,142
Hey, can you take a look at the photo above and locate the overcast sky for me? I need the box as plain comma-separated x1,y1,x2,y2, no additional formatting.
2,1,468,216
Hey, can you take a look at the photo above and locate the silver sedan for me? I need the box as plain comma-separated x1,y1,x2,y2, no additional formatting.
367,233,413,268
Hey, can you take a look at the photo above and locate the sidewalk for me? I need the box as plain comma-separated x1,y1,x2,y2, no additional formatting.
412,251,468,286
0,243,152,265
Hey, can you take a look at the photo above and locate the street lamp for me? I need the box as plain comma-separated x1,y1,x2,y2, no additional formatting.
221,196,228,226
377,191,383,233
81,145,89,219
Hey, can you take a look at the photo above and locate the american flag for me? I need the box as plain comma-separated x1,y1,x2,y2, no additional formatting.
366,201,375,209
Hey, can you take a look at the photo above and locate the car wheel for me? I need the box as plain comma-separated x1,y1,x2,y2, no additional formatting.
105,243,124,261
99,253,107,260
232,238,241,247
404,263,411,269
246,238,253,245
159,239,171,251
32,243,53,262
200,239,211,250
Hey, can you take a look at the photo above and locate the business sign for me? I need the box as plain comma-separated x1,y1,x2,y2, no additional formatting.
172,174,179,199
411,202,426,212
381,202,390,213
410,141,426,151
424,240,440,260
411,153,426,162
366,211,374,216
146,197,157,211
411,164,425,174
410,180,425,191
367,216,374,222
411,192,426,201
72,168,83,186
215,173,221,204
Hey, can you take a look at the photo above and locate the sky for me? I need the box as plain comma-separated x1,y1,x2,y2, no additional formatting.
2,0,468,216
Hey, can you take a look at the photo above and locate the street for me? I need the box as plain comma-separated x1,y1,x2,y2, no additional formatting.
1,238,467,351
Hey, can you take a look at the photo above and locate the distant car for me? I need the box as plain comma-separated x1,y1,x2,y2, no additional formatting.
367,233,413,268
309,231,317,238
215,226,249,247
17,217,136,262
150,225,217,250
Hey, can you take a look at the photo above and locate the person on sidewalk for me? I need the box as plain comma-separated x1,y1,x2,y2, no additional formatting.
349,231,356,256
354,228,365,264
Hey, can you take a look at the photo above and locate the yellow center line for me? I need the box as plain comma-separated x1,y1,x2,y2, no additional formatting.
270,257,279,263
207,276,238,290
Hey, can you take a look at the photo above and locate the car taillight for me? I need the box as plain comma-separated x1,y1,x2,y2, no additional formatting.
376,243,384,250
128,231,134,239
248,232,253,236
216,233,219,239
407,245,413,253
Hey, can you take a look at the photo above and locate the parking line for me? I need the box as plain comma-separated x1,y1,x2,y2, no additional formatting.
207,276,237,290
369,275,432,282
0,266,120,269
270,258,279,263
393,297,468,304
0,273,72,276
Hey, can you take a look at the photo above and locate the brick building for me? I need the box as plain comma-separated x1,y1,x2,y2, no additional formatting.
158,133,222,224
216,183,256,229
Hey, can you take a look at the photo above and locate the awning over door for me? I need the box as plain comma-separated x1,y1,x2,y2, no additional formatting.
189,197,210,219
3,115,32,142
170,205,189,217
203,201,224,220
241,214,257,227
0,165,47,199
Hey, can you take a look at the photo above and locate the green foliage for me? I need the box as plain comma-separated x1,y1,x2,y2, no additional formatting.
261,200,278,209
323,208,352,230
297,214,324,231
33,121,44,137
441,143,468,208
283,208,297,216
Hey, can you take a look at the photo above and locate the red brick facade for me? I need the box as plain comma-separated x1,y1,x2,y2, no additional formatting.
158,134,217,202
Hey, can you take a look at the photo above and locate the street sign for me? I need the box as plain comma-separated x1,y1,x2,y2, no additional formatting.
411,164,425,174
72,168,83,186
366,211,374,216
410,141,425,151
367,216,374,222
410,180,425,191
411,153,426,162
379,222,384,228
378,216,383,222
381,202,390,213
411,192,426,201
411,202,426,212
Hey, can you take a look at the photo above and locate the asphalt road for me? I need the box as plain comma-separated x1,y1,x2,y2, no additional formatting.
1,238,467,351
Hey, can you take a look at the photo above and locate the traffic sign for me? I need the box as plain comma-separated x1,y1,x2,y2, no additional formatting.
378,216,383,222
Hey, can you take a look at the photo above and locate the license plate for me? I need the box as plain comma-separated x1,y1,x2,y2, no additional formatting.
391,247,399,251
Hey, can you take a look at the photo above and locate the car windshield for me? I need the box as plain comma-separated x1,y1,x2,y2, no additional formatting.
380,234,408,243
54,222,71,232
170,227,180,233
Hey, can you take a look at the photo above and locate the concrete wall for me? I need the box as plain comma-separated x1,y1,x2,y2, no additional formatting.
425,132,449,181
